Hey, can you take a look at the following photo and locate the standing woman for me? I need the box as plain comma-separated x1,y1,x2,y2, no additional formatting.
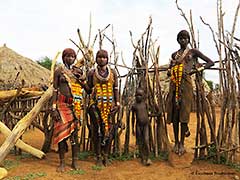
82,49,120,166
166,30,214,156
52,48,84,172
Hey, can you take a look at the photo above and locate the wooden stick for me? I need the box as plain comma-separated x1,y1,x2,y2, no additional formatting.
0,122,45,159
0,86,53,163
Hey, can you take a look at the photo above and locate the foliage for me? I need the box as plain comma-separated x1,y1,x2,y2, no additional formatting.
214,83,220,91
16,152,33,160
206,144,240,172
206,80,213,90
67,169,86,175
92,165,104,171
78,151,93,160
4,172,46,180
37,56,52,70
109,152,134,161
3,159,19,170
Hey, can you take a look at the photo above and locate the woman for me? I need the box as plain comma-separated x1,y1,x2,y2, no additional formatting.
83,49,120,166
166,30,214,156
52,48,84,172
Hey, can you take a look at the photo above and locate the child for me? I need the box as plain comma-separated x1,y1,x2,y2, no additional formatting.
132,88,152,166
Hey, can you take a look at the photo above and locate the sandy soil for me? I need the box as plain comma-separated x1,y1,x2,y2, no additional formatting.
1,109,240,180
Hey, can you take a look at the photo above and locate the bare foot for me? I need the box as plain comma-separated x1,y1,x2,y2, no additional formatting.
71,160,79,170
145,159,152,166
172,143,179,154
56,164,65,172
103,157,111,166
178,143,186,156
96,158,103,166
141,158,146,165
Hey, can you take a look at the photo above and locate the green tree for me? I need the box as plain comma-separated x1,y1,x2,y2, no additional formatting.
37,56,52,70
206,80,213,90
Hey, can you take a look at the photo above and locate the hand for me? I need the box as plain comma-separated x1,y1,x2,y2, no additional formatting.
51,109,61,122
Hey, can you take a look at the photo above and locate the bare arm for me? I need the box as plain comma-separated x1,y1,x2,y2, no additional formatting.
52,68,61,107
112,69,120,104
81,69,94,94
131,105,136,136
192,48,214,68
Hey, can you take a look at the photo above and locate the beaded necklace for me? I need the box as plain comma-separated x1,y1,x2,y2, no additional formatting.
93,65,114,134
95,65,111,82
62,66,83,121
170,47,189,106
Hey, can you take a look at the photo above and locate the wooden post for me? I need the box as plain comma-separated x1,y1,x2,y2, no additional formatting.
0,122,45,159
0,86,53,163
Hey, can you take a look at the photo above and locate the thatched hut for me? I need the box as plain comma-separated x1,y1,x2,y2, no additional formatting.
0,44,50,90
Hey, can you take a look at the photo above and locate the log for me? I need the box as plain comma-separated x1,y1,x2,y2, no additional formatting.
0,86,53,163
0,122,45,159
0,89,43,103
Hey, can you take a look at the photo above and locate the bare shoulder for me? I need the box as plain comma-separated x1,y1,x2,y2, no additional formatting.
55,65,63,75
171,51,178,59
190,48,200,54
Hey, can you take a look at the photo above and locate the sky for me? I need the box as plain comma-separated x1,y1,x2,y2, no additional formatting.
0,0,239,83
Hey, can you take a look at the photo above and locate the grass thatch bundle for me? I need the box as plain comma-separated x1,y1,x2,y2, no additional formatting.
0,44,50,90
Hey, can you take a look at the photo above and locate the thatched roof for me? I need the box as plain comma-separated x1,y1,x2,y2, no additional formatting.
0,44,50,90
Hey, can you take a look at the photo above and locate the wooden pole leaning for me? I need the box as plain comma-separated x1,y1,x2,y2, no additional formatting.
0,86,53,164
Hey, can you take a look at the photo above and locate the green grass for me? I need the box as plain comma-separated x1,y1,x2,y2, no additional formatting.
78,151,93,160
67,169,86,175
4,172,47,180
109,152,134,161
3,159,19,170
16,152,33,160
91,165,104,171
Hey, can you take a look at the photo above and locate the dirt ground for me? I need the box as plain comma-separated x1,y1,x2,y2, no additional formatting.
1,109,240,180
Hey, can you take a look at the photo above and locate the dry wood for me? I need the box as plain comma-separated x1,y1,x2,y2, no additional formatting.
50,52,61,84
0,122,45,159
0,89,43,103
0,86,53,163
0,167,7,179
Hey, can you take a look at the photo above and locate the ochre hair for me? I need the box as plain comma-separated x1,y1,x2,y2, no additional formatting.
62,48,76,59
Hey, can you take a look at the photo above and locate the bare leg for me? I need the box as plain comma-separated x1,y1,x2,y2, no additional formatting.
56,141,67,172
179,123,187,156
71,129,79,169
102,127,114,166
172,120,179,154
144,125,152,166
136,124,144,164
89,106,103,166
71,144,79,169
